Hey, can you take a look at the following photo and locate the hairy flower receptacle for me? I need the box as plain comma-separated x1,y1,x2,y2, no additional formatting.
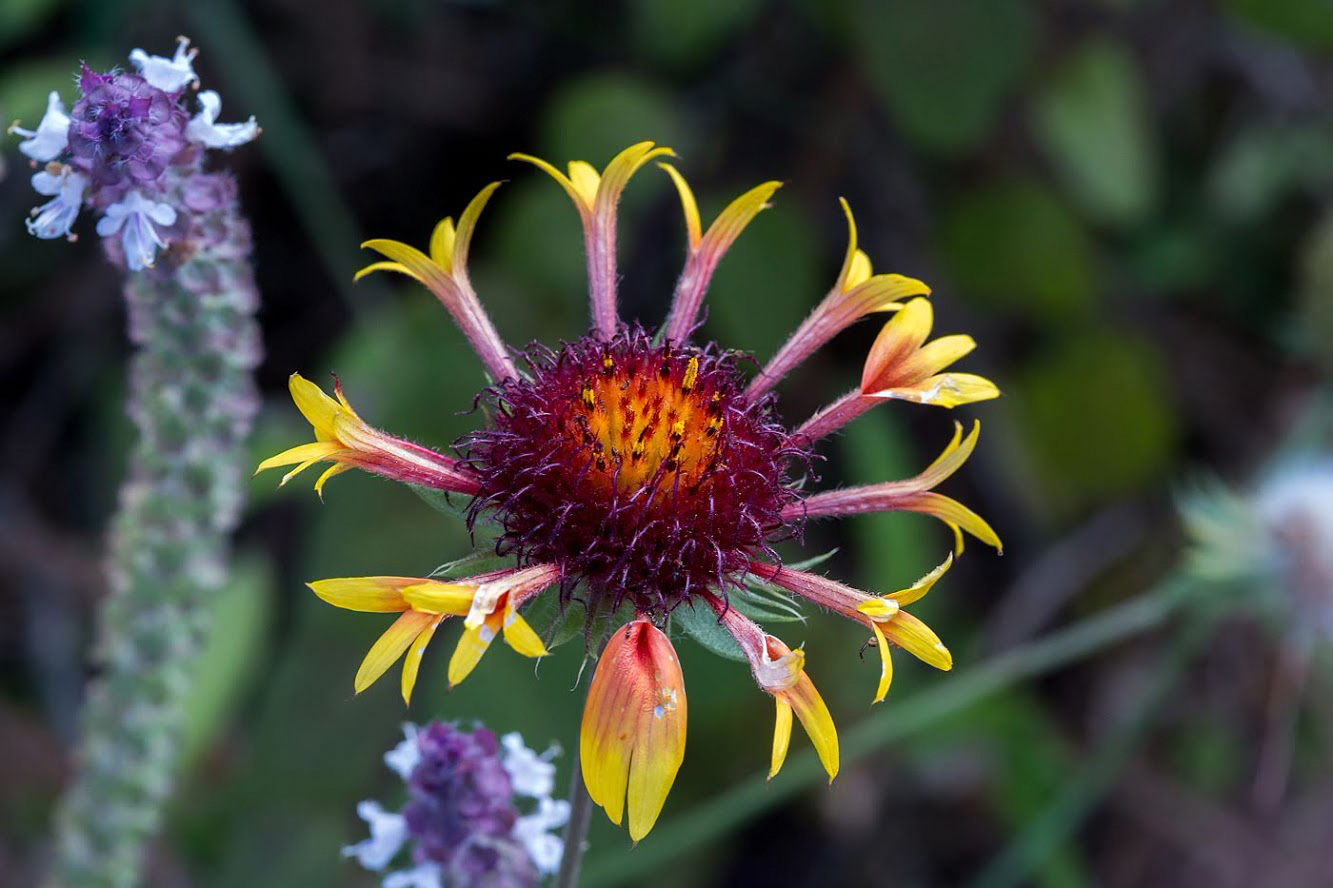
467,328,806,620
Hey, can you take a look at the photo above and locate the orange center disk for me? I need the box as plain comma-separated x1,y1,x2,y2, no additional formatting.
575,355,724,493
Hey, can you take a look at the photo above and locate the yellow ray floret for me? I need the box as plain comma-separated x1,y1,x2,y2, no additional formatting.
510,141,675,222
857,555,954,703
760,636,839,782
861,297,1000,408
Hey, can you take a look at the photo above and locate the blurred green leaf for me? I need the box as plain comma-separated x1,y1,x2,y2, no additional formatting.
1209,123,1333,222
706,202,819,356
1033,38,1158,227
180,554,272,768
1225,0,1333,50
0,55,96,124
1015,332,1178,510
629,0,761,70
854,0,1040,155
0,0,60,53
938,179,1096,322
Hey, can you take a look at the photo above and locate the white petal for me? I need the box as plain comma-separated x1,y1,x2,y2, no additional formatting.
130,36,198,92
185,89,260,149
342,801,407,871
383,722,421,779
12,91,70,162
500,732,556,799
512,798,570,875
382,863,443,888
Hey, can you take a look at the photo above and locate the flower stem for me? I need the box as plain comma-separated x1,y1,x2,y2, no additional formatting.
555,733,594,888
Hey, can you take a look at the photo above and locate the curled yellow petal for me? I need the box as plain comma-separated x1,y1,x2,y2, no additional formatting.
428,217,457,271
658,162,703,247
288,373,342,439
354,260,416,283
451,181,502,274
447,610,501,688
400,581,476,616
355,610,436,694
886,553,954,607
784,665,839,782
255,441,341,476
870,621,893,704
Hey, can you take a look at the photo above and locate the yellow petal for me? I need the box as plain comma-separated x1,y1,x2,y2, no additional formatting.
769,696,793,779
580,621,686,841
510,152,586,214
447,611,501,688
594,142,675,219
307,576,413,612
845,249,874,290
568,160,602,208
312,462,351,497
886,553,954,608
915,421,976,489
402,614,444,705
912,491,1003,553
785,668,839,782
255,441,341,475
428,217,457,271
502,609,548,659
658,162,702,247
354,260,417,283
882,611,953,671
451,181,502,274
874,373,1001,408
400,582,475,616
355,610,435,693
700,180,782,257
835,198,861,291
870,620,893,704
360,238,449,291
288,373,342,438
861,297,934,391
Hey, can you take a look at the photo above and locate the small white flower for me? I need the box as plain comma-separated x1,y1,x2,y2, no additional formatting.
512,796,570,875
381,862,443,888
26,164,87,240
130,36,199,92
185,90,259,149
96,191,177,270
500,731,557,799
343,800,408,871
10,91,70,162
384,723,421,779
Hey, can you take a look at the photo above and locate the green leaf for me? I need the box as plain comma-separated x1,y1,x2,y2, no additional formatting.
410,483,473,520
938,178,1096,323
629,0,762,71
674,599,746,661
1033,38,1157,227
854,0,1040,155
428,548,514,580
539,72,690,173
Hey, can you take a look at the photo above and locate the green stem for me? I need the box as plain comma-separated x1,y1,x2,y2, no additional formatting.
555,744,594,888
966,609,1215,888
582,585,1186,887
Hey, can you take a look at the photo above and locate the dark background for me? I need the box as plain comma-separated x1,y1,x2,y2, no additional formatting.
3,0,1333,885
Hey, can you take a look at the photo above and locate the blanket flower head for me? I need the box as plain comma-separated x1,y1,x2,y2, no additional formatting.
262,142,1000,841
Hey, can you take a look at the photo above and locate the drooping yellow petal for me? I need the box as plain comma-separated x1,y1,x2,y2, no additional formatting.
769,696,794,779
360,238,449,290
307,576,414,612
447,608,502,688
255,441,342,475
401,614,444,705
911,491,1003,553
580,621,686,842
870,621,894,704
874,373,1001,408
502,608,547,659
355,610,435,694
882,611,953,672
835,198,862,291
312,463,352,497
785,666,839,782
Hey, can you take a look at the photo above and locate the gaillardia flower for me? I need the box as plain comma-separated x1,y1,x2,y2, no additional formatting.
261,142,1000,841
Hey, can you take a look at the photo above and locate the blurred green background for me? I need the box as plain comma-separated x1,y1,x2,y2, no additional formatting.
4,0,1333,885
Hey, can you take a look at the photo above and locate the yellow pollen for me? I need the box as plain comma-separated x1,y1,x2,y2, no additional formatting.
581,385,596,409
682,357,699,392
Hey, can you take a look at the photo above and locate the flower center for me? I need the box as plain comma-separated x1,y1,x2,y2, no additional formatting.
466,329,806,620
